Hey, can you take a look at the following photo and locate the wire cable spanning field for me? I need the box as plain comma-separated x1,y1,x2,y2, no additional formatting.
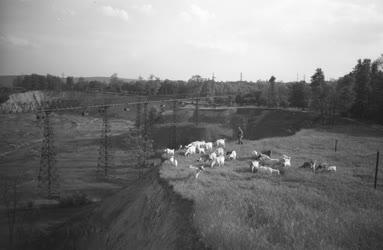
0,93,236,114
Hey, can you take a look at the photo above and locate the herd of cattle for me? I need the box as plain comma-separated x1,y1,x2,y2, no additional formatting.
163,139,336,178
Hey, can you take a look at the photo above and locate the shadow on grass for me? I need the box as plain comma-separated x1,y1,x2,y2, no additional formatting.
165,175,194,182
234,167,251,174
237,156,253,162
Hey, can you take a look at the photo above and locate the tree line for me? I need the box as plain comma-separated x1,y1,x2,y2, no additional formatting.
4,54,383,123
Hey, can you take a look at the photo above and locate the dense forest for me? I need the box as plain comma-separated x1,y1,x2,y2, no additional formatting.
2,54,383,123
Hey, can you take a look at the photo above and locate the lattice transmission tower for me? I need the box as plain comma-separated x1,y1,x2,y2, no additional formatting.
97,106,113,176
38,110,60,198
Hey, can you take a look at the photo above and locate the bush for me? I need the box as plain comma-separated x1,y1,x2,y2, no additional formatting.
0,87,11,104
59,191,91,207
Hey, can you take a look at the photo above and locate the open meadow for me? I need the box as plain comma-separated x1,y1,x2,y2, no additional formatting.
1,99,383,249
161,122,383,249
0,111,147,249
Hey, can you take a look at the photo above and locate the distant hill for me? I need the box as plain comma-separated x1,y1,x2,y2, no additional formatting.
74,76,136,84
0,75,136,88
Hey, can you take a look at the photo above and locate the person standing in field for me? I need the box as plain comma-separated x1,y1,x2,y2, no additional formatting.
237,126,244,144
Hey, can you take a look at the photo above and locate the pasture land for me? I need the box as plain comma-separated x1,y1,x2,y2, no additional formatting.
161,123,383,249
2,101,382,249
0,112,146,249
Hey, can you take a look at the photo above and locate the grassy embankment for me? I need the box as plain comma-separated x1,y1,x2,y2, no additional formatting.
160,123,383,249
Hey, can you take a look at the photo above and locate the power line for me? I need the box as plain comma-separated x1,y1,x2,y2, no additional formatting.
0,94,236,114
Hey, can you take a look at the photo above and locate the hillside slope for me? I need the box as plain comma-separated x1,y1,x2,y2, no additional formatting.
32,168,207,250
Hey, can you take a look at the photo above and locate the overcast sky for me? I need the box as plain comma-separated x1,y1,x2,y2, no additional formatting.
0,0,382,82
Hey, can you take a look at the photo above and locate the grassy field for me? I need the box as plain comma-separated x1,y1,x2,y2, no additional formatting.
2,103,383,249
160,123,383,249
0,112,141,249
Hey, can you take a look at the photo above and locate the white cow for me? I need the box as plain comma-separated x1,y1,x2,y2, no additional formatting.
211,155,225,168
209,152,217,161
196,146,205,154
169,156,178,167
260,157,280,166
257,165,280,175
216,139,225,148
216,147,225,156
261,154,291,168
281,155,291,167
326,166,336,172
227,150,237,160
204,142,213,151
187,140,206,149
185,145,196,157
251,150,259,159
250,160,260,173
164,148,175,155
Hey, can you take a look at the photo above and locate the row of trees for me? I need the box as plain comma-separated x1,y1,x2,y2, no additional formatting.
257,54,383,123
304,56,383,123
5,54,383,123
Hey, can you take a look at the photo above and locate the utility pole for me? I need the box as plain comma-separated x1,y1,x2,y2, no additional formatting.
143,100,148,137
136,97,142,132
212,72,215,82
195,97,199,126
172,100,177,148
240,72,243,82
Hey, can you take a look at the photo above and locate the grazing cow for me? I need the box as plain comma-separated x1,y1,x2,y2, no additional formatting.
259,156,280,166
216,139,225,148
216,147,225,156
261,150,272,157
188,140,205,149
211,155,225,168
313,162,330,173
169,156,178,167
300,160,314,168
209,152,217,161
164,148,175,155
250,161,260,173
261,154,291,168
227,150,237,160
326,166,336,172
190,165,206,179
252,151,259,158
185,145,196,156
252,151,271,161
300,160,316,171
281,155,291,167
196,146,205,154
185,141,196,148
257,165,280,175
204,142,213,151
